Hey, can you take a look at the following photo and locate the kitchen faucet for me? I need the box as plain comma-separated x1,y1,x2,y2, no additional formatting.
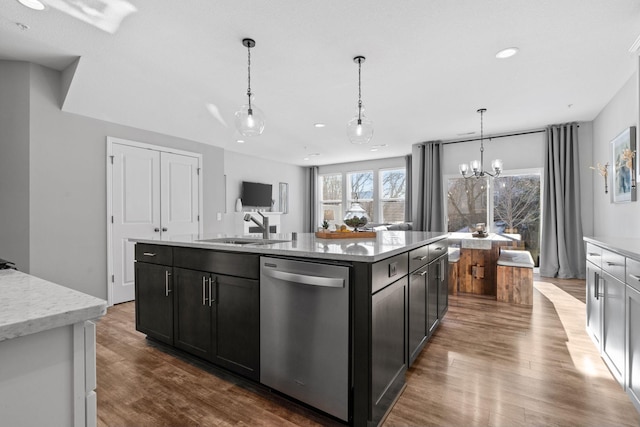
244,212,270,239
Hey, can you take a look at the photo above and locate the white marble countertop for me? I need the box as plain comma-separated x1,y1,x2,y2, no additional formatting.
130,231,449,263
584,236,640,260
0,269,107,342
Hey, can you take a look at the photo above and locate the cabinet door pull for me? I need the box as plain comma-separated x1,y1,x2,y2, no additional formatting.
414,255,427,261
210,277,216,304
588,252,600,257
162,227,168,232
606,261,617,266
630,274,640,282
143,252,156,257
413,270,427,277
165,271,172,296
202,276,207,305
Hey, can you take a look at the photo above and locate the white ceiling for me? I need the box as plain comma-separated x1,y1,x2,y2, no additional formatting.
1,0,639,166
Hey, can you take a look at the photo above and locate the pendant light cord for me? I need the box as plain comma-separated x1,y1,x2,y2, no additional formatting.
247,43,252,110
357,58,362,122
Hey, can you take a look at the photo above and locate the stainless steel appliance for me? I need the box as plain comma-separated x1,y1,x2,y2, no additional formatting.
260,256,350,421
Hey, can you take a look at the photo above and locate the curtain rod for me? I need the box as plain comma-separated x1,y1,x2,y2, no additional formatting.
441,128,547,145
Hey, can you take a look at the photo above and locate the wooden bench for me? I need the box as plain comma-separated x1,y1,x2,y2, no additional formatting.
496,249,534,305
448,247,460,295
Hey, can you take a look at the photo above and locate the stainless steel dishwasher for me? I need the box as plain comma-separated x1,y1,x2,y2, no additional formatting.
260,256,350,421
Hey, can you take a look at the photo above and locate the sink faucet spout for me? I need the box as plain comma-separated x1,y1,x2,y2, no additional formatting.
244,212,270,239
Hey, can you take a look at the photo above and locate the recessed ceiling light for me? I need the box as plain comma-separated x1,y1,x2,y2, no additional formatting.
17,0,46,11
495,47,519,59
303,157,310,161
236,139,245,144
314,123,326,128
370,148,378,152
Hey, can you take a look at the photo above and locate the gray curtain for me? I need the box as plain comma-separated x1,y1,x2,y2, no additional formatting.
306,166,319,232
416,142,445,231
404,154,412,222
540,123,585,279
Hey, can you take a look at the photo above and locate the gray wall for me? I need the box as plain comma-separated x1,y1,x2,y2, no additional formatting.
0,60,307,300
223,150,306,234
0,62,30,271
592,69,639,238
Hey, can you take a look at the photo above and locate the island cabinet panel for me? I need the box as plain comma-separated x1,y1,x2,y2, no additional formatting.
173,267,212,359
173,247,259,279
427,260,439,335
371,276,407,424
135,261,174,345
437,254,449,319
212,274,259,380
408,267,427,365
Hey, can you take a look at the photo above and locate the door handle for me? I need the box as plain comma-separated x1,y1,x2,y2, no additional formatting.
165,270,172,296
154,228,160,232
202,276,208,305
162,227,168,232
209,277,215,305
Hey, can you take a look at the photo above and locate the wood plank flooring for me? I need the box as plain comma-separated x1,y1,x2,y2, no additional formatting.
96,276,640,426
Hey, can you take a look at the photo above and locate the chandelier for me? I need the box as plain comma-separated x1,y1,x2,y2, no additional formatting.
459,108,502,178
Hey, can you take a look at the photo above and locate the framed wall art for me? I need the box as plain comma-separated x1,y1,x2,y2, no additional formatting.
278,182,289,213
611,126,637,203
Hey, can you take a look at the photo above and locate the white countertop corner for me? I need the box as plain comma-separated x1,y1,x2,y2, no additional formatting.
0,269,107,342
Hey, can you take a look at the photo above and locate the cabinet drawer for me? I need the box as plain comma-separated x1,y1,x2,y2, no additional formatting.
602,249,625,283
408,245,429,272
428,240,448,263
372,253,408,294
627,257,640,292
173,247,260,279
586,243,602,268
135,244,172,265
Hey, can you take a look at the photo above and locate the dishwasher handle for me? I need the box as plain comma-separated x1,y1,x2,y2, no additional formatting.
263,268,345,288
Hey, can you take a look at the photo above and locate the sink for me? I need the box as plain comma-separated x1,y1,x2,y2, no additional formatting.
198,237,290,246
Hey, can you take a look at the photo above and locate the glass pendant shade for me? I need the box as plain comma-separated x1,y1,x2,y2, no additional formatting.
347,105,373,144
459,163,469,175
470,159,481,172
234,101,266,137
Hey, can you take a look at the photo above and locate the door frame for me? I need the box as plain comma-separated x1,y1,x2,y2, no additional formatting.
106,136,203,306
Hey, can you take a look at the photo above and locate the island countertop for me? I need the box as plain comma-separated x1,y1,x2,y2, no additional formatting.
0,269,107,342
130,230,449,262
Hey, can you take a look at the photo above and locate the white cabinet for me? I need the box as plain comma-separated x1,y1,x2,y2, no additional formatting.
602,270,626,384
586,261,602,347
626,257,640,412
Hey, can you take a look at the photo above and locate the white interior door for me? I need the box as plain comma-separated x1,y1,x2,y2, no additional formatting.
111,143,161,304
160,152,200,238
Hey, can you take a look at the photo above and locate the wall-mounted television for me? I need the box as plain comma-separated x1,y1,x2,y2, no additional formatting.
242,181,273,207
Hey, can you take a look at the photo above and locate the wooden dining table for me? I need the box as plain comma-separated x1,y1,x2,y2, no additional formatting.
448,232,524,297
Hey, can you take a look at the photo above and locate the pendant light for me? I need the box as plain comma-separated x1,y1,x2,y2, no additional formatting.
235,38,266,137
459,108,503,178
347,56,373,144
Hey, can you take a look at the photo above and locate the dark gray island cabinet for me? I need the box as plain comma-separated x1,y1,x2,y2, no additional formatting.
132,231,449,426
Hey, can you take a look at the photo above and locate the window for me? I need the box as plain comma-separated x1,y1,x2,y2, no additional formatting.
318,165,406,226
319,174,342,229
347,171,374,220
446,170,541,266
380,168,406,223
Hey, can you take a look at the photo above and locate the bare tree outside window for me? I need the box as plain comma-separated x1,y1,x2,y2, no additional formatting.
447,177,488,232
494,174,541,265
348,171,374,220
320,174,342,228
380,169,406,223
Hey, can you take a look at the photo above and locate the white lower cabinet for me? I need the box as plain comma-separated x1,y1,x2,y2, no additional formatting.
601,271,625,385
626,258,640,412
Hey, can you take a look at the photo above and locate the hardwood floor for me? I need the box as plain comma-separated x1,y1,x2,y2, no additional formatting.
96,275,640,426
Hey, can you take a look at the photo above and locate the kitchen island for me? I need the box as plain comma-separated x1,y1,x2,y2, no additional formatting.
0,269,107,427
131,230,449,426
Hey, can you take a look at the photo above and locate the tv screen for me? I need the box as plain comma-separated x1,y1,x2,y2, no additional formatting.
242,181,272,207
